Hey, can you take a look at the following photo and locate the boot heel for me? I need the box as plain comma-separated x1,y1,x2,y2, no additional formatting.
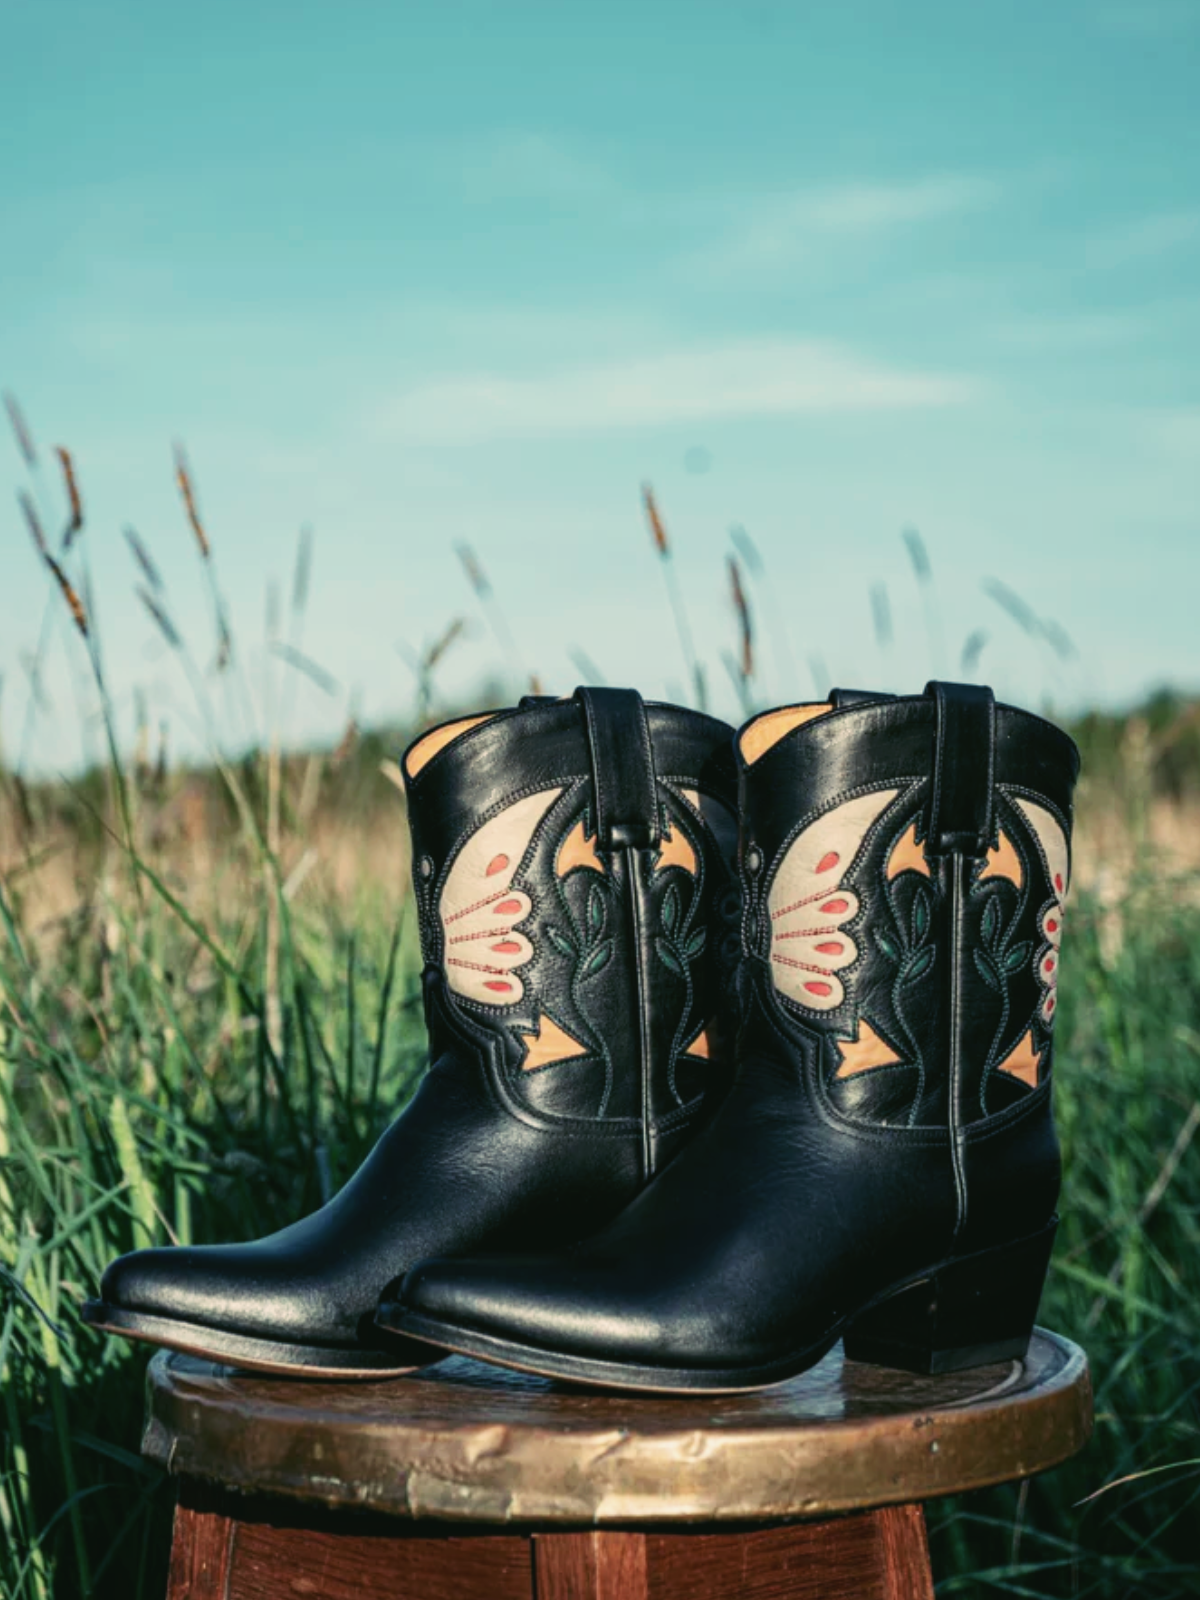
842,1220,1057,1375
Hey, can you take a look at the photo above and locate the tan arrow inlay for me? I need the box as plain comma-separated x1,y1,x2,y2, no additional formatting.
556,818,604,878
518,1012,590,1072
996,1028,1041,1088
979,830,1023,889
886,821,931,881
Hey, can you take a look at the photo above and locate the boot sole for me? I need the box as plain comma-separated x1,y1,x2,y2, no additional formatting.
378,1221,1058,1394
81,1301,424,1380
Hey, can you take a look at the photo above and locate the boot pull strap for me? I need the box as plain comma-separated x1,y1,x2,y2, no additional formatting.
829,687,896,708
574,686,661,850
924,681,996,858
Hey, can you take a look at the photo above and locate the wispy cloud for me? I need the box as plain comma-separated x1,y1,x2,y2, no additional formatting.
692,175,997,279
987,310,1149,350
1142,406,1200,463
378,338,972,444
1086,211,1200,269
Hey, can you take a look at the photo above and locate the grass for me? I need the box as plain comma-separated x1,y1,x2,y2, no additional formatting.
3,422,1200,1596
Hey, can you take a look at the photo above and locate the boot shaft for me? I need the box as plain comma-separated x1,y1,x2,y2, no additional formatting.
738,682,1080,1133
403,689,740,1173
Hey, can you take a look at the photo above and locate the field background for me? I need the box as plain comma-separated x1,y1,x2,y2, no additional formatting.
2,447,1200,1598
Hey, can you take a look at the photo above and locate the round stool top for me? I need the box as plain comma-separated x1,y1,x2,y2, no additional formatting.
143,1328,1091,1525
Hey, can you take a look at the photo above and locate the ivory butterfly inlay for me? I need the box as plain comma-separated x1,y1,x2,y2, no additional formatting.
767,789,899,1012
439,788,564,1005
1012,797,1069,1025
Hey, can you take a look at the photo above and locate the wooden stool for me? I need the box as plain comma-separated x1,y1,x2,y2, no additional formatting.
144,1329,1091,1599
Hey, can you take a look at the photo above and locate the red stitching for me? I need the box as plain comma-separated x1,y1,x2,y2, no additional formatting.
445,887,525,924
771,889,853,920
770,953,831,975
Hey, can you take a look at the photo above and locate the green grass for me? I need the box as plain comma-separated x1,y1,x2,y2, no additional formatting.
4,758,1200,1598
928,861,1200,1595
0,760,431,1600
3,435,1200,1595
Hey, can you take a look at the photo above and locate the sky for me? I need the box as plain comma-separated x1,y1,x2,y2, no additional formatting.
2,0,1199,772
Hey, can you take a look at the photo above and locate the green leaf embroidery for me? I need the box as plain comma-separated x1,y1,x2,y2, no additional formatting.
1003,941,1032,974
974,948,1000,991
875,930,901,963
546,925,575,959
684,926,707,960
903,946,936,984
588,883,605,936
981,896,1000,948
582,940,613,979
912,889,931,944
655,937,683,975
662,884,680,936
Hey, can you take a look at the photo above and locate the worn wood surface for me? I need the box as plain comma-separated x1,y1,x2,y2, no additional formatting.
227,1520,532,1599
535,1531,649,1600
144,1329,1091,1525
874,1505,936,1600
533,1516,934,1600
166,1487,234,1599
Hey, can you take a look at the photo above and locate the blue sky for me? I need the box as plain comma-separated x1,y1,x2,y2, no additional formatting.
3,0,1199,771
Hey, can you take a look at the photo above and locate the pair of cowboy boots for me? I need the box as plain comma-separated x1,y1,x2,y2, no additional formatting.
86,682,1078,1392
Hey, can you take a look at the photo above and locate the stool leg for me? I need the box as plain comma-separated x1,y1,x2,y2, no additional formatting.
875,1505,935,1600
534,1510,933,1600
166,1482,236,1600
534,1532,649,1600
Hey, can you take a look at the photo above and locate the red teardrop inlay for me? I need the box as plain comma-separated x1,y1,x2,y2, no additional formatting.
816,851,840,873
1045,956,1055,971
821,898,849,915
486,853,509,877
1046,995,1056,1013
492,940,522,954
484,980,513,993
1054,873,1064,892
804,981,833,996
494,899,522,915
816,941,842,955
1046,918,1058,934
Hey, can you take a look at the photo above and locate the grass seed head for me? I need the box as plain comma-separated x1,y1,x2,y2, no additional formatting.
45,553,89,638
3,391,36,467
728,555,754,678
124,525,164,592
55,446,84,546
138,586,182,649
643,483,670,556
455,542,492,599
424,616,467,673
173,442,210,558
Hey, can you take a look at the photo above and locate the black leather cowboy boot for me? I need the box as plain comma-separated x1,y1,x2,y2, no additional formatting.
381,682,1079,1391
84,690,740,1374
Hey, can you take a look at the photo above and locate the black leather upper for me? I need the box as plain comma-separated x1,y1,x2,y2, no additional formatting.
740,686,1078,1132
95,691,740,1352
407,691,741,1161
392,684,1079,1377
